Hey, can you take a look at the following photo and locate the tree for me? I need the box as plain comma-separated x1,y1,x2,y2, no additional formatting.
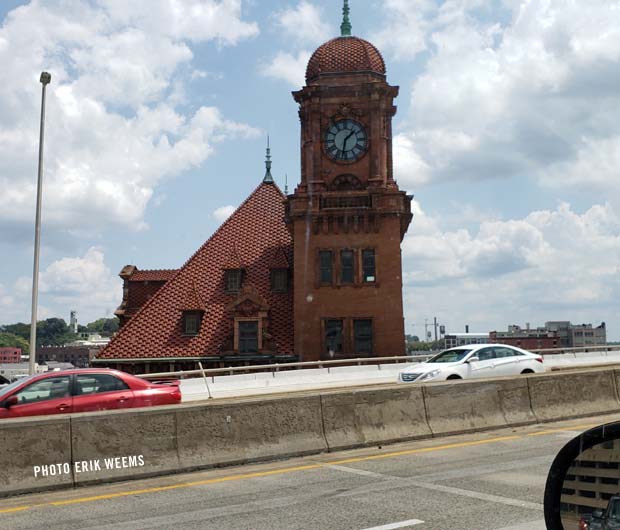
0,333,29,353
2,322,30,342
37,318,80,346
86,317,119,336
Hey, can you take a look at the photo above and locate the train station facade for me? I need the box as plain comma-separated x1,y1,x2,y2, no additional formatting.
96,7,412,372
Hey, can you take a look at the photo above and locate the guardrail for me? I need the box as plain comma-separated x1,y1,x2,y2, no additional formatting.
136,354,432,380
135,345,620,381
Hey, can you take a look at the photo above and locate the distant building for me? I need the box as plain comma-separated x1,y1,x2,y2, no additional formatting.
0,347,22,363
69,310,78,334
72,333,111,347
491,321,608,350
37,345,101,367
444,333,489,349
489,327,559,350
571,322,606,347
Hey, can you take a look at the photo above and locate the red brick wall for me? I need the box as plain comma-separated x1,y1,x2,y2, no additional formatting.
292,216,406,361
489,333,558,350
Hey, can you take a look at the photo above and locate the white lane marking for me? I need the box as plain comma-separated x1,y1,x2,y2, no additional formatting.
361,519,424,530
326,464,391,479
404,480,543,511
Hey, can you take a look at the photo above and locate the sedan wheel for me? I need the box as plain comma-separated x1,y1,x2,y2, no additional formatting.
446,375,462,380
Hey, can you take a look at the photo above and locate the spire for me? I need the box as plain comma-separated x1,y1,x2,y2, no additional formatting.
341,0,352,37
263,136,274,184
284,173,289,195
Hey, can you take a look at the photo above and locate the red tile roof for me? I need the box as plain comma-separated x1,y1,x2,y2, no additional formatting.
99,182,293,359
306,36,386,82
130,269,178,282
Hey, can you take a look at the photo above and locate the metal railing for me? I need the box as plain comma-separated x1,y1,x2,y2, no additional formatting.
135,345,620,381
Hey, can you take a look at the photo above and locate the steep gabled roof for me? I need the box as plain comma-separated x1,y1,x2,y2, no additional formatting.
99,182,293,359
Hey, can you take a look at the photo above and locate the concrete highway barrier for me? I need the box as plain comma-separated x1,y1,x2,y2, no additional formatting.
2,366,620,497
0,415,73,496
71,407,181,486
423,378,536,436
176,395,327,469
527,367,619,422
320,386,431,450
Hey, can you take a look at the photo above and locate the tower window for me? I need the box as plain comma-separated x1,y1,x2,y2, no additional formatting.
225,269,243,292
340,250,354,284
354,319,373,355
238,321,258,353
271,269,289,293
324,319,343,355
319,251,333,284
362,249,376,282
183,312,202,336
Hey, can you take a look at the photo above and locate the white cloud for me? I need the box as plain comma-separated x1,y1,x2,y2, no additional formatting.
273,1,331,46
372,0,435,60
403,201,620,333
387,0,620,194
4,247,122,324
212,205,237,222
262,1,332,87
261,49,311,87
0,0,259,243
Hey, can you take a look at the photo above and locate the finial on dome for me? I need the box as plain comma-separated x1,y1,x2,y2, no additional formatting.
341,0,352,37
263,136,274,184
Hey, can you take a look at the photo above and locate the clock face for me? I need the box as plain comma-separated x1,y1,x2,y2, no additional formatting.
325,119,367,162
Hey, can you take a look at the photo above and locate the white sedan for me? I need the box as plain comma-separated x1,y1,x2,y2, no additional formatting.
398,344,545,383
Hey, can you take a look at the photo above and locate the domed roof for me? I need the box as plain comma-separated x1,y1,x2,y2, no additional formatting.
306,36,386,82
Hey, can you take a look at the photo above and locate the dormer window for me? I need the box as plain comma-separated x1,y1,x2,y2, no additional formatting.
183,311,202,336
225,269,244,293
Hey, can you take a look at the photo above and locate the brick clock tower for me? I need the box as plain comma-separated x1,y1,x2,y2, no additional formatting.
286,1,413,361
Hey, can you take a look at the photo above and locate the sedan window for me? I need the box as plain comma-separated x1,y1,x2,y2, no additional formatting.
14,376,71,404
427,349,473,363
476,348,494,361
493,347,516,358
76,374,129,395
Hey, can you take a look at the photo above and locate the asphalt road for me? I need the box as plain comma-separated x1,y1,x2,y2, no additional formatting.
3,414,620,530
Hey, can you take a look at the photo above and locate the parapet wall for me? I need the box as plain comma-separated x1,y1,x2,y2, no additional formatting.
1,366,619,497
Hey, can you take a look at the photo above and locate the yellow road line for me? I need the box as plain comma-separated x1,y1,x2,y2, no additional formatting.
0,425,592,515
0,506,30,514
527,423,597,437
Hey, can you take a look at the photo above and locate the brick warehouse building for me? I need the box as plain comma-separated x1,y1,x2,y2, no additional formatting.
95,4,413,372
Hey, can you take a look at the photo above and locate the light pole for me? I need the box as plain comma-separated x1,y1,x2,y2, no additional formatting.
29,71,51,376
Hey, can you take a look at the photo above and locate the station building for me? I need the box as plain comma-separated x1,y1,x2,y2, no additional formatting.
95,4,412,373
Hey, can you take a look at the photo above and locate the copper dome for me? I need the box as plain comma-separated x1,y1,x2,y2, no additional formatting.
306,36,386,82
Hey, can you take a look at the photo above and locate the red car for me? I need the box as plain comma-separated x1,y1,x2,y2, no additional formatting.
0,369,181,418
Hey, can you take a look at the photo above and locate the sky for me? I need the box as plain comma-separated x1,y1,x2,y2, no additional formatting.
0,0,618,340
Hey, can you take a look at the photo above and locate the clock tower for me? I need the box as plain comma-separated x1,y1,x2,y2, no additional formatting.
286,1,413,361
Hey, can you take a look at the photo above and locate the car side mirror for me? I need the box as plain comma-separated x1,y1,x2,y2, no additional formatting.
467,356,479,363
545,421,620,529
3,395,18,408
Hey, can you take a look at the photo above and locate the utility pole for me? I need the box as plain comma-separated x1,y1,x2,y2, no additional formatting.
434,316,438,342
29,71,51,376
424,318,429,342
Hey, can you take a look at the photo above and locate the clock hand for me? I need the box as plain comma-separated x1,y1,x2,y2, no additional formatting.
343,131,355,151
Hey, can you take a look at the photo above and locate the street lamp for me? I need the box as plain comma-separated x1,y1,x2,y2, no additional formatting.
29,71,51,376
